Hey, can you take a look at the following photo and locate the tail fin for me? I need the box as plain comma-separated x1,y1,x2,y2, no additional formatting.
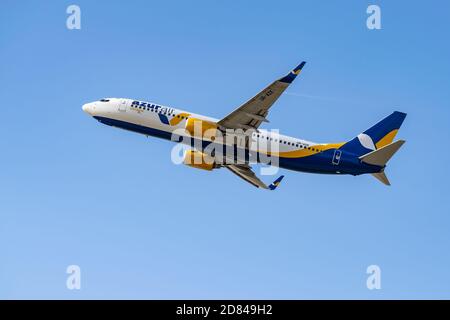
341,111,407,156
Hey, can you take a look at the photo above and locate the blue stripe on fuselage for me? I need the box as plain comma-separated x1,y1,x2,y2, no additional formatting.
93,116,381,175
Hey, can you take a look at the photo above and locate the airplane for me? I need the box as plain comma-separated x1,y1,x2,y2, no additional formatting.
82,61,406,190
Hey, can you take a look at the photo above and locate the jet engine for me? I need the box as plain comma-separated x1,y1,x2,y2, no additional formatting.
185,118,219,141
183,150,218,171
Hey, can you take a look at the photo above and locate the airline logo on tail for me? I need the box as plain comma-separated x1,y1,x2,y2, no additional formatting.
341,111,407,156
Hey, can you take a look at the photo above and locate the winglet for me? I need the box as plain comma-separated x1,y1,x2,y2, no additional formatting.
293,61,307,74
268,175,285,190
279,61,306,84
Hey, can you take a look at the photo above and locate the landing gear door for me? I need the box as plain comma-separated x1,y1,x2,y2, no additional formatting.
118,99,127,112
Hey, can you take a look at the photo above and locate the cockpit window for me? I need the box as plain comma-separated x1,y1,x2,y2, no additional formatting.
99,99,110,102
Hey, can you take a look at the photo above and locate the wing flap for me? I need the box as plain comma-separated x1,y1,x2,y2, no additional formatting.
226,164,268,189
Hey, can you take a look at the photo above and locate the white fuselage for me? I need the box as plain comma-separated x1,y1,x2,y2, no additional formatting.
82,98,317,155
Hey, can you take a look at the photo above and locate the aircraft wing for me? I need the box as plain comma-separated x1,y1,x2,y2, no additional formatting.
225,164,284,190
217,62,306,130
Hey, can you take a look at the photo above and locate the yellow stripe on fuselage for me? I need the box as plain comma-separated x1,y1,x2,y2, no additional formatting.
267,142,344,158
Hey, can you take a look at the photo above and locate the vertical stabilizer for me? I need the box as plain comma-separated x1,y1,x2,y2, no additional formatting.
341,111,407,156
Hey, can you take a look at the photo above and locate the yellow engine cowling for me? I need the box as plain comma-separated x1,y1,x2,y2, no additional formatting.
183,150,216,171
185,118,219,141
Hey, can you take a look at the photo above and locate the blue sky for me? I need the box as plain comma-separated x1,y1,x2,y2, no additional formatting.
1,0,450,299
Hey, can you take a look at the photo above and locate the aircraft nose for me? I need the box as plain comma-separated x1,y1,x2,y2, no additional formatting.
82,103,94,115
82,103,89,113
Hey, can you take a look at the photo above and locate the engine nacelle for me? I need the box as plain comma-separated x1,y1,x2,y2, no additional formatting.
185,118,219,141
183,150,216,171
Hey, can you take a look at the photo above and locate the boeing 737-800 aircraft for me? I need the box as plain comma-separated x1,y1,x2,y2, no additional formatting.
82,62,406,190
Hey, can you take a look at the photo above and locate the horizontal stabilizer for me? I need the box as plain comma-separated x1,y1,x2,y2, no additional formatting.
359,140,405,167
